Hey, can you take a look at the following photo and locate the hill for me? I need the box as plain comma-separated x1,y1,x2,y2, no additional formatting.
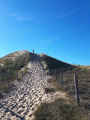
40,53,75,74
0,50,89,120
0,51,75,93
34,65,90,120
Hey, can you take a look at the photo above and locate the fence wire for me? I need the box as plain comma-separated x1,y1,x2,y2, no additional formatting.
51,67,90,119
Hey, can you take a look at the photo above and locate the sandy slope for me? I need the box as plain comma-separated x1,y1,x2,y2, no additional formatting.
0,53,66,120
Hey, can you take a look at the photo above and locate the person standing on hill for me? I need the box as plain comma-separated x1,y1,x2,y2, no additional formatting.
33,49,34,53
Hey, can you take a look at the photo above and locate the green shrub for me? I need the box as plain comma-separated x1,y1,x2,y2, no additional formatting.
44,87,56,94
34,99,87,120
0,51,30,90
23,65,28,74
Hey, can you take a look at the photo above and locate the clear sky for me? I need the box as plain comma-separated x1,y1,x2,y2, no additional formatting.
0,0,90,65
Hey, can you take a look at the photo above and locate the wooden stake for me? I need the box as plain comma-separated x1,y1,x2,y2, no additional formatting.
60,72,63,86
74,74,80,106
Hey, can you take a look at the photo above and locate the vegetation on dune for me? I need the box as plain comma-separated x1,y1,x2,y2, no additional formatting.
79,65,90,71
35,55,90,120
0,51,89,119
44,87,56,94
34,99,87,120
0,51,30,92
46,68,90,115
40,53,75,74
40,54,90,110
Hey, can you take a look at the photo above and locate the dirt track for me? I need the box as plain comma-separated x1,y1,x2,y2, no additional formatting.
0,53,66,120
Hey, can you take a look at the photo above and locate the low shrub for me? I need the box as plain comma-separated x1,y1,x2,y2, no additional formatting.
34,99,87,120
44,87,56,94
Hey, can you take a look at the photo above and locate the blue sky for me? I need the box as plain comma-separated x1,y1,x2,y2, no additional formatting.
0,0,90,65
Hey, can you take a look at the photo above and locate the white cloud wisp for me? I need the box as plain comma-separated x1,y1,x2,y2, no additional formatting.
56,4,89,19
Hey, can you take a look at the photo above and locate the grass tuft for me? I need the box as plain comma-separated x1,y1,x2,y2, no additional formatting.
44,87,56,94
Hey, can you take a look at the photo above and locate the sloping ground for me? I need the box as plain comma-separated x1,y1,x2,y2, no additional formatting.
0,50,30,91
62,68,90,109
40,53,75,74
34,99,87,120
49,68,90,110
33,68,90,120
0,53,66,120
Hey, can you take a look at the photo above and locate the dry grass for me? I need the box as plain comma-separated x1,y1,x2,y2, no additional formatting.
44,87,56,94
49,68,90,111
40,53,75,74
0,50,30,94
34,67,90,120
34,98,88,120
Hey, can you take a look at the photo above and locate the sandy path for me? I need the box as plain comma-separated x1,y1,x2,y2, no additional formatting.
0,53,66,120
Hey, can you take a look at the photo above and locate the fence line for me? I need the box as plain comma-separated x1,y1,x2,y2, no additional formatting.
52,67,90,119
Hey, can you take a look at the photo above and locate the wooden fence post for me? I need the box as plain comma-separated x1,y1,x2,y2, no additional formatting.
74,74,80,106
60,72,63,86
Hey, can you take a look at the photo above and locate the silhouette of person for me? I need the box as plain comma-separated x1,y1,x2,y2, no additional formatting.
33,50,34,53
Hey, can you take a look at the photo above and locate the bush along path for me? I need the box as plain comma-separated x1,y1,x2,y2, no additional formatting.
0,53,67,120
